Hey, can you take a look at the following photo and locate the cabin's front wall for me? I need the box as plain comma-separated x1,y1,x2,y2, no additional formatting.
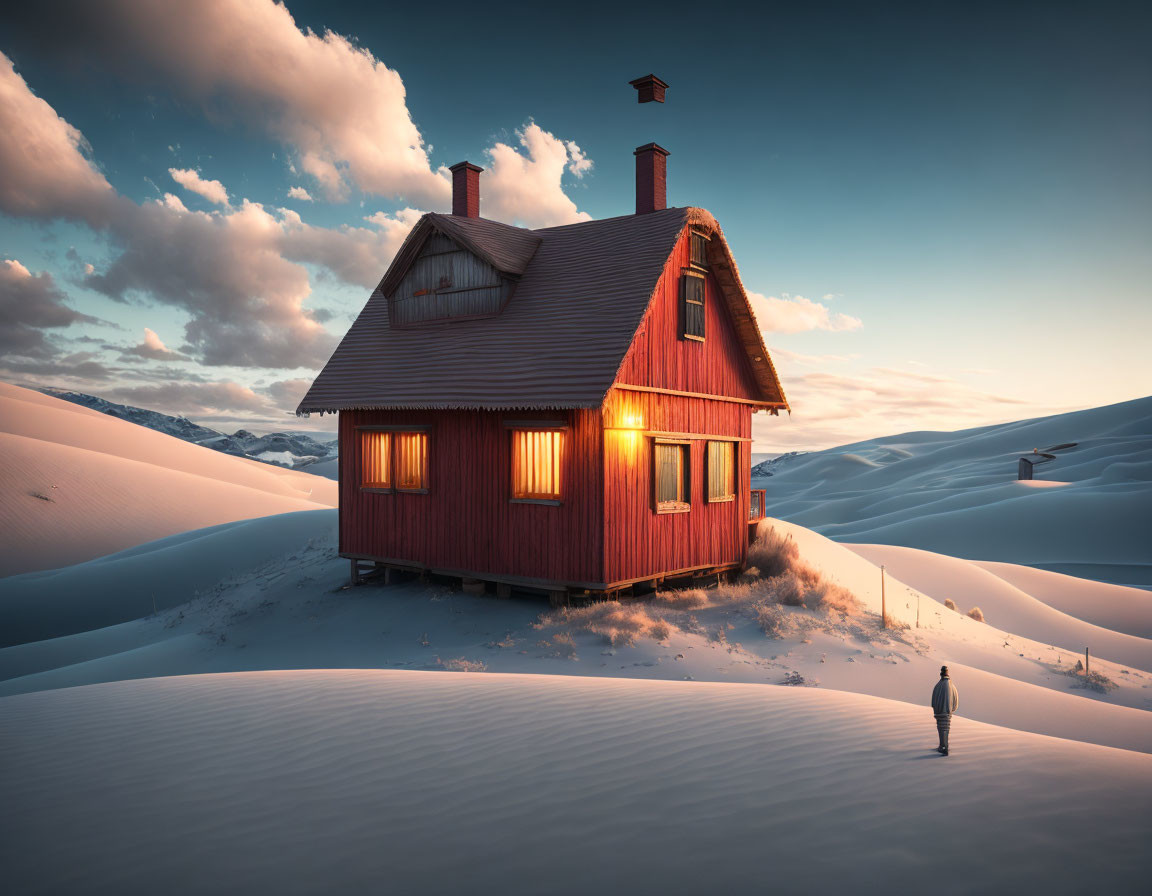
603,227,758,584
339,407,604,586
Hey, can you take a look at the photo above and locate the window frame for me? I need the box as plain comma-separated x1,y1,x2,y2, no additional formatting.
507,421,567,506
652,438,691,514
690,230,710,269
356,424,430,494
705,439,737,503
680,269,706,342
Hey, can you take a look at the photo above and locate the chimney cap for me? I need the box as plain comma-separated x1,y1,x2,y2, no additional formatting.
449,161,484,173
629,74,669,103
634,142,670,157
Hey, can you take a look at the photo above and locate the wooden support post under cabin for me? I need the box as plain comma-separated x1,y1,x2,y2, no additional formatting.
496,582,512,599
549,590,568,609
350,559,361,586
383,567,395,585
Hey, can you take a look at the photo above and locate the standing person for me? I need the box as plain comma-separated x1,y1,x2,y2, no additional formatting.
931,666,959,755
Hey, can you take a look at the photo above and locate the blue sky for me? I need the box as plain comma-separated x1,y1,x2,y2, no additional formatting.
1,0,1148,451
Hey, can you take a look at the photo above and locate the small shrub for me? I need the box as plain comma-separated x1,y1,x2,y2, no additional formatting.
757,605,791,639
1063,660,1118,693
438,657,486,672
967,607,985,622
748,527,800,578
649,620,672,642
944,599,958,612
782,671,816,687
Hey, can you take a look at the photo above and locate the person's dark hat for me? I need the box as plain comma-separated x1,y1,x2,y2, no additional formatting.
940,665,949,676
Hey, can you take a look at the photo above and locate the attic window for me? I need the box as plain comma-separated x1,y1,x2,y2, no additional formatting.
690,231,709,268
680,270,706,341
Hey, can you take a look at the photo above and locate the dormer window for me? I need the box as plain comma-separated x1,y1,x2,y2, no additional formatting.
680,269,706,341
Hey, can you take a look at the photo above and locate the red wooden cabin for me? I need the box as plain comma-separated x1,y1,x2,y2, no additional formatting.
298,146,788,600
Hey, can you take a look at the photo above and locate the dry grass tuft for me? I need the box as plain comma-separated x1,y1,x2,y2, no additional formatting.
437,657,487,672
967,606,985,622
747,527,800,578
944,599,958,612
548,601,676,647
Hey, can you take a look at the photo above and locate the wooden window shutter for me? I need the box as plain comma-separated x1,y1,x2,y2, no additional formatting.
681,271,706,340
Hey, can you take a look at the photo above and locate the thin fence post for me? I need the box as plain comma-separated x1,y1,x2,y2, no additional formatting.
1085,647,1090,675
881,565,887,629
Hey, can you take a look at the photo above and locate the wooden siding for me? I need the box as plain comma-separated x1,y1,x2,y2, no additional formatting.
388,233,508,326
614,228,762,400
601,388,751,584
339,407,604,585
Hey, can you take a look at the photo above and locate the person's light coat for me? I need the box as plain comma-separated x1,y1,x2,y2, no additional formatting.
931,677,959,716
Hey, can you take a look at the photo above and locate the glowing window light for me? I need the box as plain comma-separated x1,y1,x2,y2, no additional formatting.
512,429,563,500
395,431,428,490
360,430,391,488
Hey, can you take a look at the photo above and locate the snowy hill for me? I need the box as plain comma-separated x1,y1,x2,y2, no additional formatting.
2,670,1148,896
37,387,338,475
0,383,337,577
754,396,1152,587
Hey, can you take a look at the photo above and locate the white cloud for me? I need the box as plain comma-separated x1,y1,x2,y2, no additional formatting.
483,123,593,228
0,53,121,226
287,186,313,201
749,292,863,334
112,380,275,416
121,327,190,362
168,168,230,206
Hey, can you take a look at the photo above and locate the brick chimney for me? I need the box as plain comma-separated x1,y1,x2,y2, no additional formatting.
449,161,482,218
634,143,669,214
629,74,668,104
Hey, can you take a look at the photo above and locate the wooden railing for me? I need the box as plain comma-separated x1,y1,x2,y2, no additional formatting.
749,489,766,522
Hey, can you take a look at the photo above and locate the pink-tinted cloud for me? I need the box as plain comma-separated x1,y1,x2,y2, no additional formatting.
483,123,593,228
750,292,863,334
169,168,230,206
0,54,121,226
0,259,99,358
121,327,190,362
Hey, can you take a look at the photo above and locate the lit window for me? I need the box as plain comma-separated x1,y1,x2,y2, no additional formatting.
512,429,563,501
681,270,705,340
360,430,391,489
706,440,735,502
395,431,429,491
654,441,690,513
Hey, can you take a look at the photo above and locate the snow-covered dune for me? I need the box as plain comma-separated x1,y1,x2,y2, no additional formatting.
1,671,1148,896
0,383,336,577
4,512,1150,753
756,396,1152,587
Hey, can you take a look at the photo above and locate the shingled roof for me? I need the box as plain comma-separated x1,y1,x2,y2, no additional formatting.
298,206,787,413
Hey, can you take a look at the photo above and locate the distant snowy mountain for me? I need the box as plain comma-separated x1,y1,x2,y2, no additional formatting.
751,451,809,477
37,388,338,476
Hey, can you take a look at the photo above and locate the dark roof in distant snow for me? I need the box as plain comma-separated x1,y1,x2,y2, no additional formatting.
298,207,787,413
